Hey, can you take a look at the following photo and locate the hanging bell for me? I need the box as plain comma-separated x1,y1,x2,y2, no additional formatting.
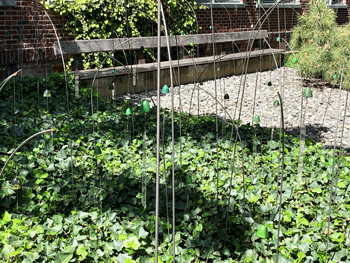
267,81,272,86
276,37,280,42
161,85,169,94
43,89,51,98
125,108,131,115
217,68,220,72
21,155,29,165
111,70,115,74
11,176,22,190
94,146,102,155
333,75,338,80
302,87,313,98
328,158,335,166
180,30,184,35
140,46,144,51
190,42,194,46
257,225,268,238
224,94,229,100
254,115,260,123
292,57,298,64
109,83,115,90
273,100,280,106
4,30,9,35
186,176,192,184
140,100,150,113
200,81,203,85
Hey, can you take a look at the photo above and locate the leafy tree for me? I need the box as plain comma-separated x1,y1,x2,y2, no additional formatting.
45,0,205,69
286,0,350,86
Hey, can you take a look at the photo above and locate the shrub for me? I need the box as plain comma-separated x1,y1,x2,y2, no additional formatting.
286,0,350,87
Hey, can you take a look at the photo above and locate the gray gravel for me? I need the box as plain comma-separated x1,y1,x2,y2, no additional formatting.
120,67,350,153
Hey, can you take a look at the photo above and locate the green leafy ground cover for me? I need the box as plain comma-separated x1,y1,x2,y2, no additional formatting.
1,74,350,262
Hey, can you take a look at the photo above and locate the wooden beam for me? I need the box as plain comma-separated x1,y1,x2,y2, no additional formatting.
54,30,268,55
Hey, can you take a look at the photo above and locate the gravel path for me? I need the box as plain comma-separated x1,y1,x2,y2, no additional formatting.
120,67,350,153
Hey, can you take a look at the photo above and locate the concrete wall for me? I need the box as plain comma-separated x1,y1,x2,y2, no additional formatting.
80,52,284,98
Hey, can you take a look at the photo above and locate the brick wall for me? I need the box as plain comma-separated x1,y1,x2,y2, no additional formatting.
0,0,72,77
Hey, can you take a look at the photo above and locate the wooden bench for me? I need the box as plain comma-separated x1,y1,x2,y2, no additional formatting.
53,30,284,96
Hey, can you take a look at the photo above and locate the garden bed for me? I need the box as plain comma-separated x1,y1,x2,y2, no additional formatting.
0,72,350,262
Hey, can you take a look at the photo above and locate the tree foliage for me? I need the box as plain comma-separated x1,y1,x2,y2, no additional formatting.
44,0,205,69
286,0,350,86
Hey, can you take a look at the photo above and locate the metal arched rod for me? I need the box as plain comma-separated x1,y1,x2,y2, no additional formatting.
0,129,54,179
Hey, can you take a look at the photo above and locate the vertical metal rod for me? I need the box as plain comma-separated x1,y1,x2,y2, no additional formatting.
276,91,285,263
325,64,345,263
209,0,219,203
155,1,161,262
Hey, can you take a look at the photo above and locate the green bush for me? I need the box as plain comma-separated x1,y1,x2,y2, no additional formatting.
286,0,350,86
44,0,205,69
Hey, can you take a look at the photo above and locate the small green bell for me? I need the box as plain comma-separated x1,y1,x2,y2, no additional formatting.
140,100,150,113
224,94,229,100
125,108,131,115
180,30,184,35
43,89,51,98
94,146,102,155
75,60,79,65
11,176,21,190
209,26,212,29
186,175,192,184
170,33,173,37
276,37,280,42
273,100,280,106
257,0,261,3
292,57,298,64
4,30,9,35
254,115,260,123
333,75,338,80
217,68,220,72
200,82,203,85
328,158,335,166
257,225,268,239
21,156,29,165
302,87,313,98
190,42,194,46
162,85,169,94
109,83,114,90
112,70,115,74
268,81,272,86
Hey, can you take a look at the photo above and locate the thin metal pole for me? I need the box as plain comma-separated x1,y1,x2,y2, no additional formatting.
155,0,161,262
275,91,285,263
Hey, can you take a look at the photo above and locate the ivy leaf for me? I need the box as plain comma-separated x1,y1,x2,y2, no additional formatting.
2,211,11,223
125,236,141,250
298,241,310,253
134,226,149,239
329,232,344,243
2,244,15,259
54,252,73,263
76,245,88,260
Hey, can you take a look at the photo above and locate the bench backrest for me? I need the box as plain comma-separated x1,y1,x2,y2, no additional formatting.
54,30,268,55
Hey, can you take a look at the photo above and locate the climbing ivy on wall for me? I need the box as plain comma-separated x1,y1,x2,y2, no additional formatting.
44,0,205,69
286,0,350,86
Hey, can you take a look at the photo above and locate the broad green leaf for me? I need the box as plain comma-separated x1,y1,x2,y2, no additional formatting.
54,252,73,263
329,232,344,243
2,244,15,259
2,211,11,223
76,245,88,259
125,236,141,250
